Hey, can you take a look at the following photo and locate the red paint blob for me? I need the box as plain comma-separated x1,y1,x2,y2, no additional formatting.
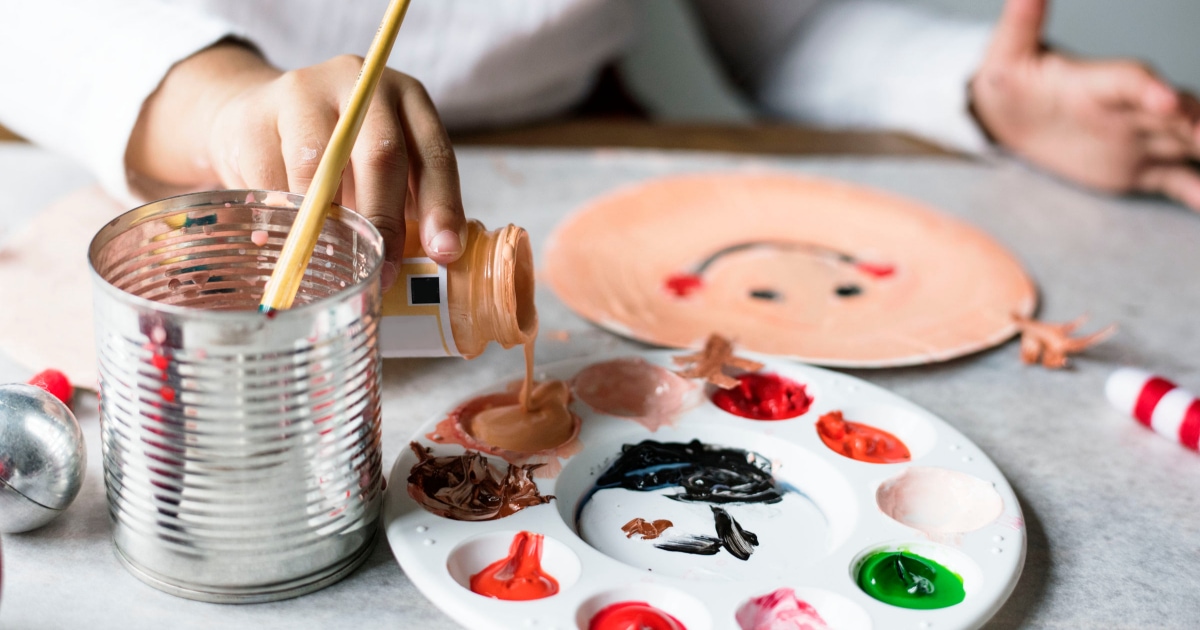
28,369,73,408
665,274,703,297
855,262,896,278
159,386,176,403
469,531,559,601
816,411,911,464
589,602,686,630
711,373,812,420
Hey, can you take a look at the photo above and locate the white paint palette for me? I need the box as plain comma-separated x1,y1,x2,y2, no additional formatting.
384,351,1025,630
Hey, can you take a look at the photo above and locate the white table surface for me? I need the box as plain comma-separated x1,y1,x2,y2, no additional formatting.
1,144,1199,629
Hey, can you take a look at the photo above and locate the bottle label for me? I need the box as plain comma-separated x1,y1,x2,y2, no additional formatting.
380,256,460,357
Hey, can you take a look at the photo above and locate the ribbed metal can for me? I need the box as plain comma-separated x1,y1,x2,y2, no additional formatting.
88,190,384,603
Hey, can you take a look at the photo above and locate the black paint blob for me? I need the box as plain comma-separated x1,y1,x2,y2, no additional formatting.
835,284,863,297
580,440,784,562
749,289,780,301
654,507,760,561
592,439,785,505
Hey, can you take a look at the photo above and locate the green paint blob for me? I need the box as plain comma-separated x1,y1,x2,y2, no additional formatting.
856,551,966,610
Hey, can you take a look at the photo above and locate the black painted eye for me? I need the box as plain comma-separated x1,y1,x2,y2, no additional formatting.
749,289,780,301
835,284,862,297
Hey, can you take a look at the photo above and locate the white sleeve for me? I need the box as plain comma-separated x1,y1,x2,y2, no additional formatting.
0,2,237,203
695,0,994,154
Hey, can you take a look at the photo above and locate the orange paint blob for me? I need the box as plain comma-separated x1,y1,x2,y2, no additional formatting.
711,373,812,420
589,602,686,630
469,531,559,601
816,411,911,464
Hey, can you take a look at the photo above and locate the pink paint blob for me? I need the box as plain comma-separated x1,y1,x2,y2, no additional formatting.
251,230,269,246
572,357,697,430
736,588,828,630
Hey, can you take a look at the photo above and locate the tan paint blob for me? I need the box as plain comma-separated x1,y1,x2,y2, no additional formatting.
544,174,1037,367
428,379,582,478
572,357,697,431
468,380,576,452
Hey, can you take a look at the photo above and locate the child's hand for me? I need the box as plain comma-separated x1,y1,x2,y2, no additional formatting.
971,0,1200,211
128,43,466,286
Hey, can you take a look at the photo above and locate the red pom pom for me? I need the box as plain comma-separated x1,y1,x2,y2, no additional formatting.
28,368,74,408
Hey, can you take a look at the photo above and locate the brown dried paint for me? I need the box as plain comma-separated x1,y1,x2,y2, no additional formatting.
621,518,674,540
405,442,553,521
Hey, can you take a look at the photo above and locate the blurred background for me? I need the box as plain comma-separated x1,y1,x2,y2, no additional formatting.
623,0,1200,122
1,0,1195,141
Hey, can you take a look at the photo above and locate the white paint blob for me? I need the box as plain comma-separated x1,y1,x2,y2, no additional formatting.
251,230,269,247
876,467,1003,536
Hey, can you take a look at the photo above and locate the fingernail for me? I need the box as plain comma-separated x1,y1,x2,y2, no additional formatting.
430,230,462,256
380,261,398,291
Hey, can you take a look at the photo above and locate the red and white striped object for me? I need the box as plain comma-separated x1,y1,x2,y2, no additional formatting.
1106,368,1200,451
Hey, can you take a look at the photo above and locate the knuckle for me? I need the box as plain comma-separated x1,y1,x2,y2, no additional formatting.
276,68,313,94
359,142,408,176
395,73,427,94
1118,60,1155,82
329,54,365,73
416,142,458,172
285,157,318,185
368,211,404,240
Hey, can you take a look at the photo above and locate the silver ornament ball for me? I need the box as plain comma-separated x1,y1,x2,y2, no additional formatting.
0,383,86,533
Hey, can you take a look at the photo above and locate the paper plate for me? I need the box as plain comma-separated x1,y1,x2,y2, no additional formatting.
542,174,1037,367
384,350,1026,629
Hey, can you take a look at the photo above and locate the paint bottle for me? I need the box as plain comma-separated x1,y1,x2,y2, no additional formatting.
1106,368,1200,451
381,219,537,359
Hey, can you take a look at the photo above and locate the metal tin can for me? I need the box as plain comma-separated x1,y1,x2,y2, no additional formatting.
88,190,384,603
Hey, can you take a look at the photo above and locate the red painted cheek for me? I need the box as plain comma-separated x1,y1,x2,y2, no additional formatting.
711,373,813,420
855,262,895,278
664,274,703,297
469,531,559,601
589,602,687,630
816,411,910,464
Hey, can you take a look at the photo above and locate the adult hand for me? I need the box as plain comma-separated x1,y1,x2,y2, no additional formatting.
971,0,1200,210
128,42,467,288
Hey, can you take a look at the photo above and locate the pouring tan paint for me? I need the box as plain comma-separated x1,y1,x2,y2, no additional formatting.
383,219,574,453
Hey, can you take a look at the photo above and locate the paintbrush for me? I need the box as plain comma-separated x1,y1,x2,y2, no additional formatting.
259,0,412,312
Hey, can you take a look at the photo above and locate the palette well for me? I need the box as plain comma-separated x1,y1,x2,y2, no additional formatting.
384,350,1026,629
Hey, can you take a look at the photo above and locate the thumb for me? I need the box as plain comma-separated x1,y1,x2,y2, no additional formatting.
987,0,1049,62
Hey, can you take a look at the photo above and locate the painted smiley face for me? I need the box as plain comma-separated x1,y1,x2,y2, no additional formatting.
545,174,1036,367
665,241,896,313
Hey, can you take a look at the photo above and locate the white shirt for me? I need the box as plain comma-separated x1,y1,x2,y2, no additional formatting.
0,0,991,203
